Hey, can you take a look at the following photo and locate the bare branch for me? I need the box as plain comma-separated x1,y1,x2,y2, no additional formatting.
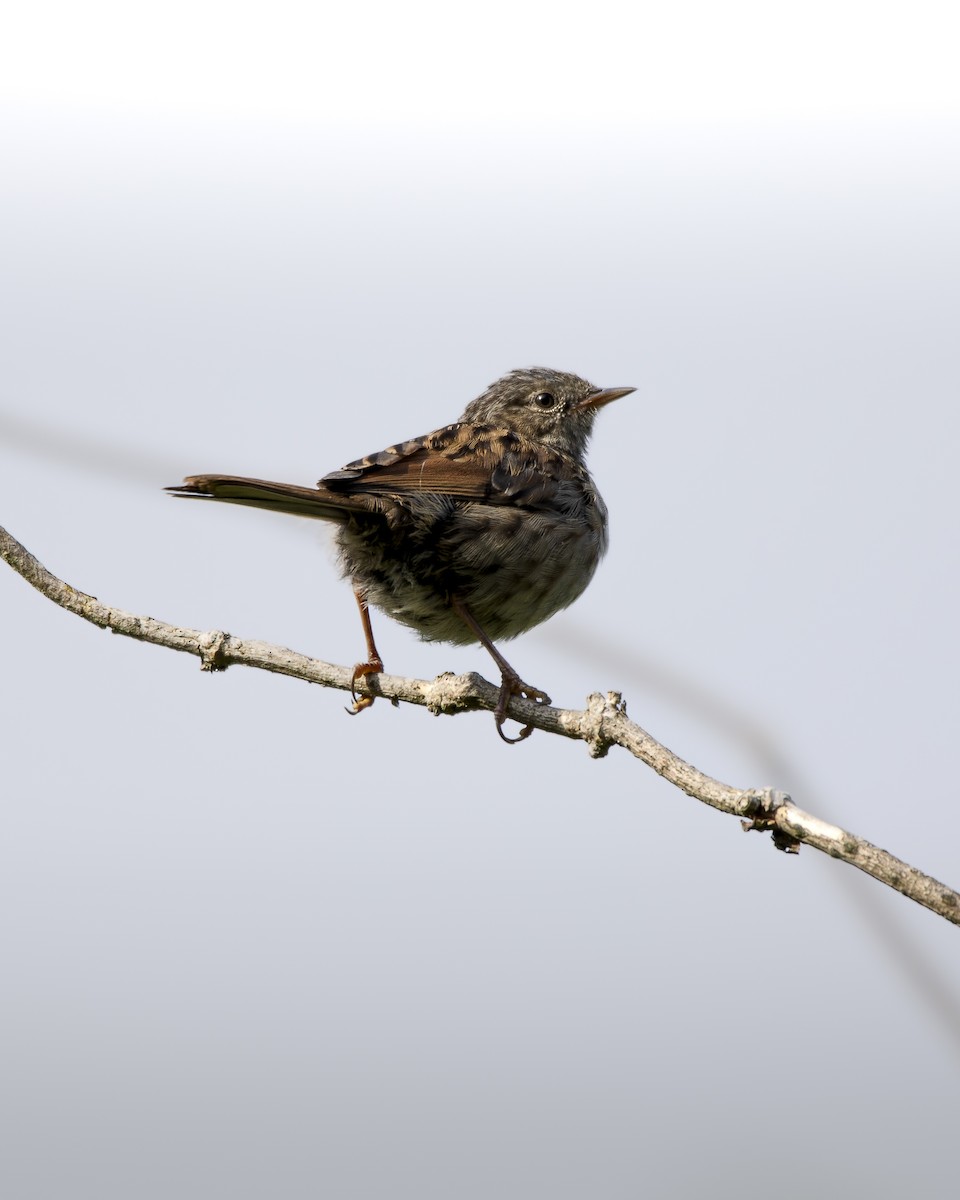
3,522,958,927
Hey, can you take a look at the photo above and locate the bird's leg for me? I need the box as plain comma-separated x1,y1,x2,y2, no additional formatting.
348,586,384,714
450,597,551,743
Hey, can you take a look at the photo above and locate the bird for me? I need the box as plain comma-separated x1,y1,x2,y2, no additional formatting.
167,367,634,742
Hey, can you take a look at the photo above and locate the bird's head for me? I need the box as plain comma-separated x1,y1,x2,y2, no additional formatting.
461,367,634,457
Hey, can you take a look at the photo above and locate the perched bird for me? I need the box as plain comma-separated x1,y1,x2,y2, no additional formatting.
168,367,634,742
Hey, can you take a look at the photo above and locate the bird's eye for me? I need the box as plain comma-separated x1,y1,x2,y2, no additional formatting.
533,392,556,409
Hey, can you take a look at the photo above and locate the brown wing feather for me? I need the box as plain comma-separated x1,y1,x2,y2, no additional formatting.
324,442,496,499
320,423,578,505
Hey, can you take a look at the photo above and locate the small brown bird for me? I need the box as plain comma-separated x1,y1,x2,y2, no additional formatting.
168,367,634,742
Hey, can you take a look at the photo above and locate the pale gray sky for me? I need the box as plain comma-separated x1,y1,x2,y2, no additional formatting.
2,6,959,1198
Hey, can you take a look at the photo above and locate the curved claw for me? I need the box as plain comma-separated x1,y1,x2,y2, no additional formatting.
348,657,384,715
494,675,551,744
496,720,535,745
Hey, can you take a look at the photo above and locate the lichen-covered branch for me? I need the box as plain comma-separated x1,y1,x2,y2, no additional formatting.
2,522,958,927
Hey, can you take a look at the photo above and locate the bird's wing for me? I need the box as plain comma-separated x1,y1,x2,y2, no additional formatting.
167,425,583,520
321,423,576,507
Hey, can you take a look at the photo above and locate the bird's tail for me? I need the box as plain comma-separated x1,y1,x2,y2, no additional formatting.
166,475,365,522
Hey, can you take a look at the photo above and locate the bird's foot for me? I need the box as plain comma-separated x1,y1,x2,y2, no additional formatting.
494,672,551,744
347,656,384,714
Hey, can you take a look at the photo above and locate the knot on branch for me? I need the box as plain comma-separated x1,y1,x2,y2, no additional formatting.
424,671,489,716
198,629,229,671
741,788,800,853
564,691,627,758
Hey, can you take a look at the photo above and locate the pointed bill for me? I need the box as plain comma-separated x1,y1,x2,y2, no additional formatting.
576,385,636,411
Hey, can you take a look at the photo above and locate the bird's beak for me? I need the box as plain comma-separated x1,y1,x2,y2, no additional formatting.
577,385,636,411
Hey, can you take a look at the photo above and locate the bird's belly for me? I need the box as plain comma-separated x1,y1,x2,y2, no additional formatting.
337,501,605,645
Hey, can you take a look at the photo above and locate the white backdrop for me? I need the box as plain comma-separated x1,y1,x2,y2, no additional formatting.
2,5,959,1197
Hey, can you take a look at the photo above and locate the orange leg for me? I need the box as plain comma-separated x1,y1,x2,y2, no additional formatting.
450,597,550,743
347,587,384,714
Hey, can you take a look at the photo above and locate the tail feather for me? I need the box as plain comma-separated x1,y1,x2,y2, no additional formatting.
166,475,367,523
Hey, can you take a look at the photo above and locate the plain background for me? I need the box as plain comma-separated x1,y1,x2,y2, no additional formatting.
2,3,959,1197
